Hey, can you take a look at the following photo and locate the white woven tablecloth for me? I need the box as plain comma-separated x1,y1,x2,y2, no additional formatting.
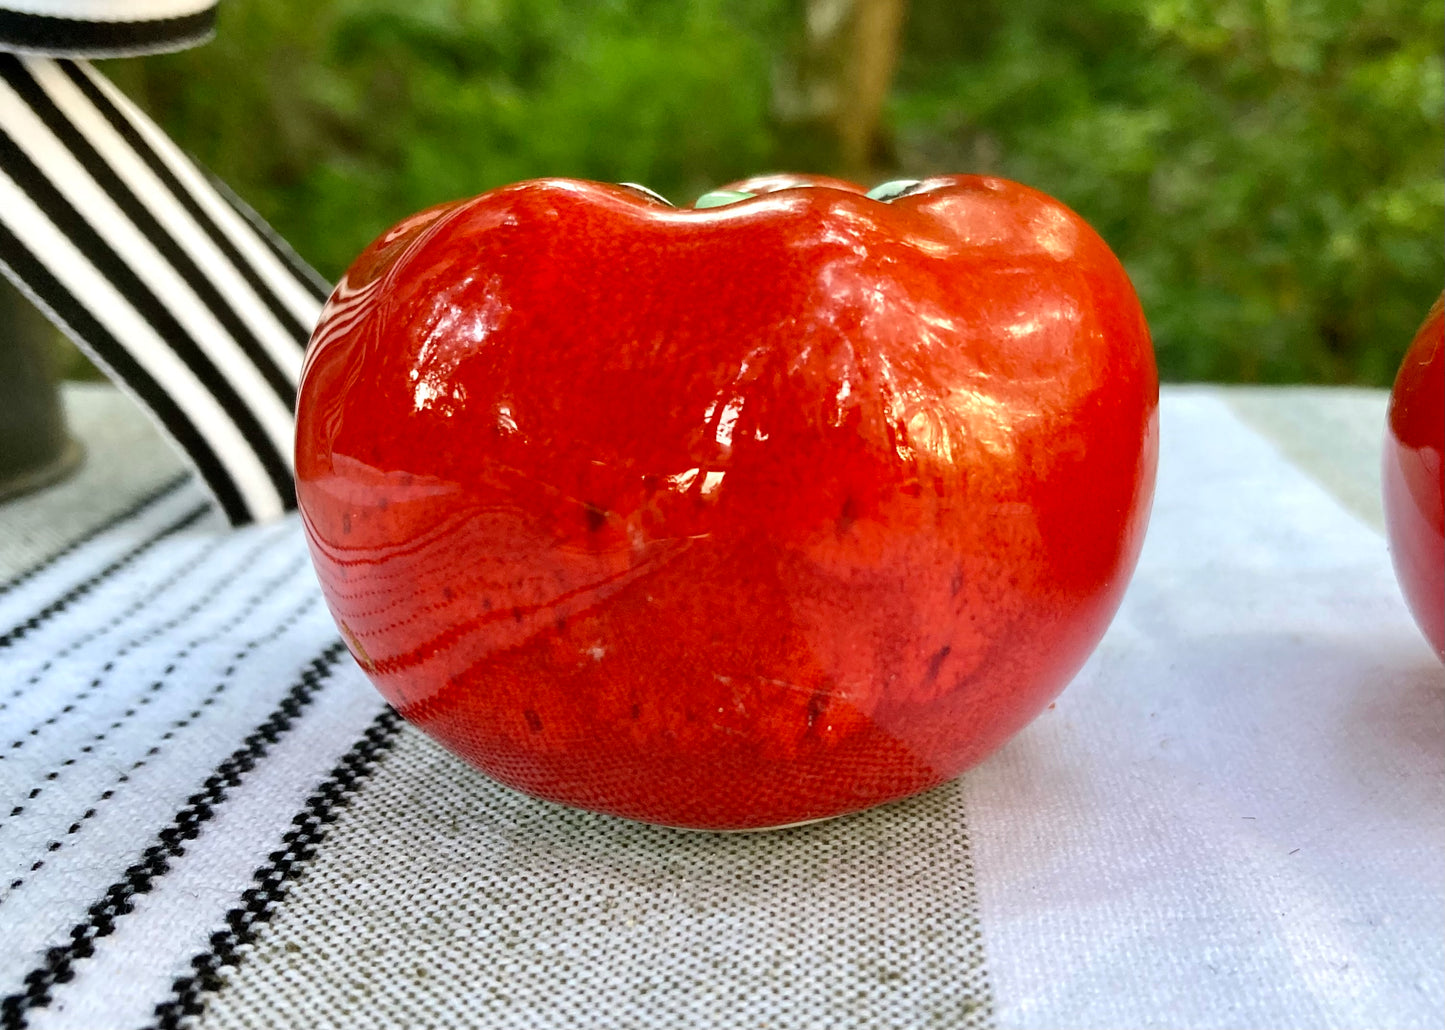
1,382,1440,1030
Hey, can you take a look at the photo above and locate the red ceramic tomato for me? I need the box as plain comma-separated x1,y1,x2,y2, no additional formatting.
296,175,1159,829
1383,296,1444,661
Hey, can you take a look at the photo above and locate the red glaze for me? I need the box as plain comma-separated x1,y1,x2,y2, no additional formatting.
1383,296,1445,660
296,175,1159,829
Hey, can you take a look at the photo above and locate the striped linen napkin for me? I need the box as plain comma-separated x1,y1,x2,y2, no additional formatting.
1,383,1438,1030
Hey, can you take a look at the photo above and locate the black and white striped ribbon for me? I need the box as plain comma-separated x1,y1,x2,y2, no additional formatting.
0,0,217,58
1,3,329,525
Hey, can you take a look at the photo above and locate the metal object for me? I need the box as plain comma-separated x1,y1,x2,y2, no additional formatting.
0,275,83,502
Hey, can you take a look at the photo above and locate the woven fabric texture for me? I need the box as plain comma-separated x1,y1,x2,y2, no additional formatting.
0,384,1440,1030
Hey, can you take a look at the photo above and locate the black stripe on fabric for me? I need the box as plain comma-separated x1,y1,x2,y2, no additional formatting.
0,120,295,516
56,61,316,360
0,518,228,715
3,526,295,735
150,709,403,1030
0,10,216,58
0,227,246,522
0,59,297,409
2,591,322,900
0,522,281,729
202,169,332,303
0,641,351,1030
0,500,209,651
0,471,188,599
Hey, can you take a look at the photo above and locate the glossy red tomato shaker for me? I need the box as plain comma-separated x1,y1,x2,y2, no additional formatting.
1383,296,1445,660
295,173,1161,829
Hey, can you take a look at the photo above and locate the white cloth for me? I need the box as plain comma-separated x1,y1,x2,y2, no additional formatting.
0,384,1439,1030
968,388,1442,1029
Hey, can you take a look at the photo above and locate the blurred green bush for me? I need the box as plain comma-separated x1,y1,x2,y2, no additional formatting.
896,0,1445,384
105,0,1442,385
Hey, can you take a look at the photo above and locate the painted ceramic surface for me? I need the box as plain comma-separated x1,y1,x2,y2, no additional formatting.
1383,296,1445,660
296,175,1159,829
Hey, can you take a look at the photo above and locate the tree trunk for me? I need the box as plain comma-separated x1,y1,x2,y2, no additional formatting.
775,0,909,178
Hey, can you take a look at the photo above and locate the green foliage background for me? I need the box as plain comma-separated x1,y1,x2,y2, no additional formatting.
105,0,1443,385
